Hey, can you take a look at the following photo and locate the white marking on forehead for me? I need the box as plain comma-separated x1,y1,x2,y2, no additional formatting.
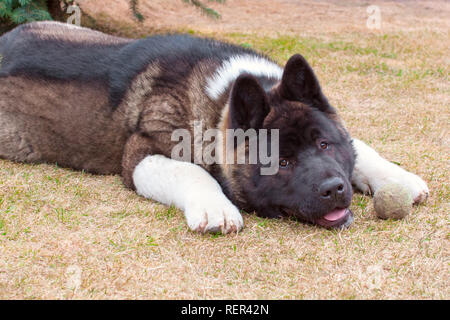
206,54,283,100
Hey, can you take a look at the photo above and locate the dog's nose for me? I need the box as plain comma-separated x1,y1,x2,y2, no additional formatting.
319,177,345,201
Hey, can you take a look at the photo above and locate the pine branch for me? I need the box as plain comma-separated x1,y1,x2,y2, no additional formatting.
129,0,144,22
10,0,52,24
183,0,223,19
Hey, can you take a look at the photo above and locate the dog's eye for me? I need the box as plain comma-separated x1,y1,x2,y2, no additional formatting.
319,141,329,150
279,159,289,168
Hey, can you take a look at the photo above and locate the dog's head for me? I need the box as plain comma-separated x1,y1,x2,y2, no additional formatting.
223,54,356,228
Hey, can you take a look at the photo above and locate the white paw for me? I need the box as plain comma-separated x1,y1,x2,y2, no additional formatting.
390,169,429,204
184,193,244,234
354,162,429,204
352,139,429,204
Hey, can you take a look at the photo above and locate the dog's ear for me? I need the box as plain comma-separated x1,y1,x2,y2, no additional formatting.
229,74,270,130
280,54,331,112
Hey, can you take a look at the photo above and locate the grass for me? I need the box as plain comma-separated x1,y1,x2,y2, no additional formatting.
0,1,449,299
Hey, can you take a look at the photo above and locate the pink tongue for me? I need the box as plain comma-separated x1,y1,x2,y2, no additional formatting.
323,208,347,221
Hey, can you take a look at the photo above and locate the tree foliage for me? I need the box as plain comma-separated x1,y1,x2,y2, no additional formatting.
183,0,225,19
0,0,87,24
129,0,143,22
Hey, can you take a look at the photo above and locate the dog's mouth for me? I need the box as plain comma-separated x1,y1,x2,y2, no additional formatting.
283,207,353,229
314,208,353,229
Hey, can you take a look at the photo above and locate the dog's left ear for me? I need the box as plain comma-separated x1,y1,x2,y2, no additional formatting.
280,54,332,112
229,74,270,130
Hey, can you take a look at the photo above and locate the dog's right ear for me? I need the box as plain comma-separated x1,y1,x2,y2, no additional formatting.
229,74,270,130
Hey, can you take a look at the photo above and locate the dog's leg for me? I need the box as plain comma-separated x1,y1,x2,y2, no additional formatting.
133,155,244,234
0,110,40,162
122,134,243,234
352,138,429,204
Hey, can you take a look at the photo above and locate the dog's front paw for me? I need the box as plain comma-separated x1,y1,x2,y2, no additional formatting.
354,161,429,205
392,169,429,204
184,193,244,234
352,139,429,205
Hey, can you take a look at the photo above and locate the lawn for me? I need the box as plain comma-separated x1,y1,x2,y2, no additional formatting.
0,0,448,299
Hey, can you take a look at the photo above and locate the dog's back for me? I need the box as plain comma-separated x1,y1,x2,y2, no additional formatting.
0,21,273,174
0,21,131,80
0,23,133,173
0,21,261,107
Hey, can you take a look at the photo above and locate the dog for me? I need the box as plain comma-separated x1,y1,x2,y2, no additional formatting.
0,22,429,233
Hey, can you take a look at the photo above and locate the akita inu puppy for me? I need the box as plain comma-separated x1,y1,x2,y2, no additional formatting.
0,22,429,233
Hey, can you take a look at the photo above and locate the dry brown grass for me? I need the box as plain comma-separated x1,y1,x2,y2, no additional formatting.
78,0,450,35
0,0,449,299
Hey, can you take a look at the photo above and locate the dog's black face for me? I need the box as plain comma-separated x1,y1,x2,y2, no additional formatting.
258,104,356,228
227,54,356,228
